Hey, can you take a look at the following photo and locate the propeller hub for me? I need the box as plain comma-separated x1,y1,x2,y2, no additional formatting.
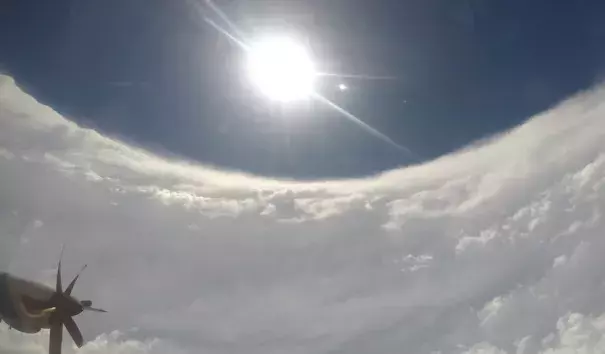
53,294,84,317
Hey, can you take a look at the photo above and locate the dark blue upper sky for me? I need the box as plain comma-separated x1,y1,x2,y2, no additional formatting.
1,0,604,178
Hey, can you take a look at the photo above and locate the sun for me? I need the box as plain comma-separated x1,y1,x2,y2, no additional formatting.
246,35,316,102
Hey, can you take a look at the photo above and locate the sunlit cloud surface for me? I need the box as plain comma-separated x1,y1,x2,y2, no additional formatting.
1,75,605,354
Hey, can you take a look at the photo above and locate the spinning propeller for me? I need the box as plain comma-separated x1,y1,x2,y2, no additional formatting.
45,254,107,354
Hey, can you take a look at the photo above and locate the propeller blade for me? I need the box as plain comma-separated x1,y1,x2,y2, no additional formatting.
56,246,65,293
49,319,63,354
63,316,84,348
84,306,107,313
56,262,62,293
65,264,87,296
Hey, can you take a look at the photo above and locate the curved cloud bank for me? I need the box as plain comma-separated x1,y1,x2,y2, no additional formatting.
1,74,605,354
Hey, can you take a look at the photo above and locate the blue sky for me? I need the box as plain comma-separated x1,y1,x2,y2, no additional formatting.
1,0,604,178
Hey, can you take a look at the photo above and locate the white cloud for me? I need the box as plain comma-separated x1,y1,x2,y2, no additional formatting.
1,74,605,354
464,312,605,354
0,325,178,354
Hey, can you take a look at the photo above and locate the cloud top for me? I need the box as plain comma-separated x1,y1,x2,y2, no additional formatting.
1,75,605,354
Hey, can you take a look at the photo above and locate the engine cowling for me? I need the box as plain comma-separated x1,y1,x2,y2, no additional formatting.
0,272,55,333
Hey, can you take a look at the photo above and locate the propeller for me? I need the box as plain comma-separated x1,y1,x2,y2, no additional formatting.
46,250,107,354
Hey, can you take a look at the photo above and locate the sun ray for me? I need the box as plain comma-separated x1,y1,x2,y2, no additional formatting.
204,0,246,40
203,16,250,50
183,0,250,50
316,72,399,81
312,93,420,159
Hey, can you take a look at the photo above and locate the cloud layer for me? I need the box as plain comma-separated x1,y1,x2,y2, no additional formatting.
1,74,605,354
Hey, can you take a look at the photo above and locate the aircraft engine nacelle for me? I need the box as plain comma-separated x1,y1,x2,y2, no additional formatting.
0,272,55,333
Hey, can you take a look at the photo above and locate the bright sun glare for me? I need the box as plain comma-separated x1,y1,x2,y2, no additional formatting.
246,36,316,102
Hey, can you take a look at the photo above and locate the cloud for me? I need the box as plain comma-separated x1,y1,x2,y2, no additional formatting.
0,326,179,354
1,74,605,354
464,312,605,354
